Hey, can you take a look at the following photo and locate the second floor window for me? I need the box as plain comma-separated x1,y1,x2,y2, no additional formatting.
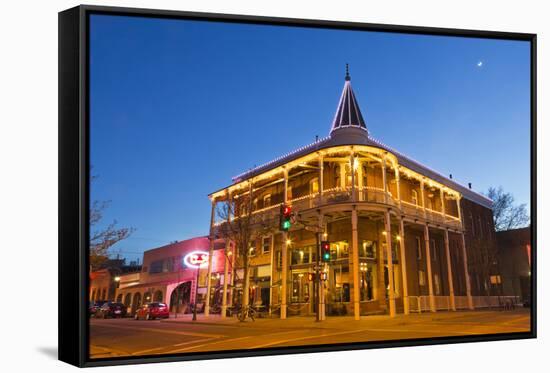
430,239,437,261
416,237,422,260
310,177,319,195
419,270,426,286
411,189,418,205
262,236,271,254
263,194,271,208
334,165,340,188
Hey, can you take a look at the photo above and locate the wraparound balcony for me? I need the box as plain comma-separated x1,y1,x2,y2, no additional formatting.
215,185,462,230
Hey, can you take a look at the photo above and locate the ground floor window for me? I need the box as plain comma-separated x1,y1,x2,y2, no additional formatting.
291,271,310,303
434,273,441,295
330,241,349,260
360,240,377,259
359,262,375,301
327,264,350,303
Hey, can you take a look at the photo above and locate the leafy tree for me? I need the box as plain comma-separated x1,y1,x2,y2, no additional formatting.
487,187,529,231
215,184,273,320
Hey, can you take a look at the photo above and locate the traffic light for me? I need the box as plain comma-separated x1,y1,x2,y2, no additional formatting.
320,272,327,281
321,241,331,262
280,204,292,231
308,273,314,282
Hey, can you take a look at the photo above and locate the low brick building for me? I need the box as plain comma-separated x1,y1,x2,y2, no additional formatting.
496,227,531,303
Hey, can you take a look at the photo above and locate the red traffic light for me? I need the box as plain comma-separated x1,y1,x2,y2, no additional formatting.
283,205,292,216
280,204,292,231
321,241,331,262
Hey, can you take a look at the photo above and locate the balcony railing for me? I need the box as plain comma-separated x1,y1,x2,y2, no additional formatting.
213,187,462,229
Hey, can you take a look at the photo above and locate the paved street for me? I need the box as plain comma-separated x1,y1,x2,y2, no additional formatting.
90,308,530,358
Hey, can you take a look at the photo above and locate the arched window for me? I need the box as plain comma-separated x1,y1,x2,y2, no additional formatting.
116,294,123,303
123,293,132,307
154,290,163,302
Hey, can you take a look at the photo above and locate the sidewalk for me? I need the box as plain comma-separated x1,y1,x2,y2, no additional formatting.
162,313,243,326
160,308,530,330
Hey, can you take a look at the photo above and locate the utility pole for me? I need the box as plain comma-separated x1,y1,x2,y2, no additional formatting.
315,230,321,322
296,214,324,322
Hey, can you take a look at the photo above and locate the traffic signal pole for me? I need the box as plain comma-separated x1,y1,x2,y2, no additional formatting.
315,231,321,322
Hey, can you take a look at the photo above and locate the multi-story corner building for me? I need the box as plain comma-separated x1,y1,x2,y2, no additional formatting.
206,69,506,320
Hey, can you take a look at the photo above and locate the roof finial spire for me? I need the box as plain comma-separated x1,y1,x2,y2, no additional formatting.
345,63,350,81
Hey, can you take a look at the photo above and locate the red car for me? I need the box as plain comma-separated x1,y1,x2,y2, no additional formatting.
135,302,169,320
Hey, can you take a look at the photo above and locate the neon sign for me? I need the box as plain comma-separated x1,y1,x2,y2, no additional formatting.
183,251,209,269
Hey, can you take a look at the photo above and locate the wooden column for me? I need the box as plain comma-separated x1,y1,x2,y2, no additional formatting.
420,180,426,218
440,188,446,216
385,211,396,317
318,154,324,204
395,166,402,208
424,224,436,312
351,208,360,320
269,234,275,316
444,229,456,311
340,162,346,189
398,218,409,314
457,196,463,223
357,158,363,201
461,232,474,309
318,213,326,320
350,151,356,201
221,239,230,318
204,199,216,317
228,242,235,307
381,157,388,204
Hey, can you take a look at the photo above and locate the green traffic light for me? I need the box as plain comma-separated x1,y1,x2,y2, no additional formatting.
282,220,291,230
323,253,330,260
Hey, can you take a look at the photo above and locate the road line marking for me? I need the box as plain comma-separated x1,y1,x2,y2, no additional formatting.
173,337,217,347
164,330,303,354
132,338,216,356
250,328,374,349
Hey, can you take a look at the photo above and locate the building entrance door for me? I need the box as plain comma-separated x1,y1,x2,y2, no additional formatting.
260,287,270,308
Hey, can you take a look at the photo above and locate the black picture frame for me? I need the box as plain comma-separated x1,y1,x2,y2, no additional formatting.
58,4,537,368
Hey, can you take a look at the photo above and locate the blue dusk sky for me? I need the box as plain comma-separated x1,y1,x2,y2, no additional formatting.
90,14,531,262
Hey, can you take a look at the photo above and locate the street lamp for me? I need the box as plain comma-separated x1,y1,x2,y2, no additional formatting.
183,251,210,321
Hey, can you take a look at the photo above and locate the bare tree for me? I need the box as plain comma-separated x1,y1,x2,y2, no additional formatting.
90,172,135,270
487,187,529,231
215,184,273,320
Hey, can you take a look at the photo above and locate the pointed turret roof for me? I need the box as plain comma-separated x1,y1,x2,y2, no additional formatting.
216,68,492,209
330,64,368,134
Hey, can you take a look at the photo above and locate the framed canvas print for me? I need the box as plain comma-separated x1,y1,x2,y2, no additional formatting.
58,4,536,367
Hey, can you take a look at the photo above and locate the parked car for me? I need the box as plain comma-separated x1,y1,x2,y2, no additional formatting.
95,302,127,318
135,302,169,320
89,300,107,316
